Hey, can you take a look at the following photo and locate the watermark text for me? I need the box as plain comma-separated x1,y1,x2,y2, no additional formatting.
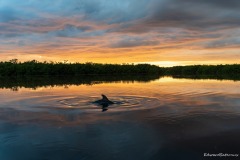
204,153,239,158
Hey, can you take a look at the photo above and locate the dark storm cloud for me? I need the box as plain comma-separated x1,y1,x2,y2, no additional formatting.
0,0,149,38
114,0,240,34
0,0,240,53
2,0,239,35
180,0,240,9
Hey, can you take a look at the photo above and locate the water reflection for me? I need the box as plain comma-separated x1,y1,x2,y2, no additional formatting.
172,74,240,81
0,74,239,91
0,75,161,91
0,76,239,160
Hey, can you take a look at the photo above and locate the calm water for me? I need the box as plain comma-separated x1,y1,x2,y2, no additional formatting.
0,76,239,160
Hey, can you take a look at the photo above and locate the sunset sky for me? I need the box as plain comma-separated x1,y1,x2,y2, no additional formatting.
0,0,239,66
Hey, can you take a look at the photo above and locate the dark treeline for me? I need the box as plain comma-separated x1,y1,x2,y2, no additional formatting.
0,60,239,77
165,64,240,76
0,60,240,90
0,60,161,76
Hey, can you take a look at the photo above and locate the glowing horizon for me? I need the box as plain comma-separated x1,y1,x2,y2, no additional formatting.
0,0,240,67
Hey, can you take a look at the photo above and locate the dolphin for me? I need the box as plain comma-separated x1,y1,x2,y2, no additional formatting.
93,94,114,106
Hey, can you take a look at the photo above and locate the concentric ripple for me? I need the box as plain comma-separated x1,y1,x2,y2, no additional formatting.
58,96,161,112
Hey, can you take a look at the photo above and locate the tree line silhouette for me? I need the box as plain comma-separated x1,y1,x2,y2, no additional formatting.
0,60,162,76
0,59,239,77
164,64,240,77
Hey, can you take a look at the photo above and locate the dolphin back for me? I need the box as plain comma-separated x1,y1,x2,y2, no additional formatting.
93,94,114,105
102,94,110,101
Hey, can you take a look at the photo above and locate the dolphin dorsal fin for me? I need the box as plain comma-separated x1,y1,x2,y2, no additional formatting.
101,94,109,101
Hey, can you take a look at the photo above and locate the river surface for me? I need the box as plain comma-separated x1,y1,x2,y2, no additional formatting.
0,76,239,160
